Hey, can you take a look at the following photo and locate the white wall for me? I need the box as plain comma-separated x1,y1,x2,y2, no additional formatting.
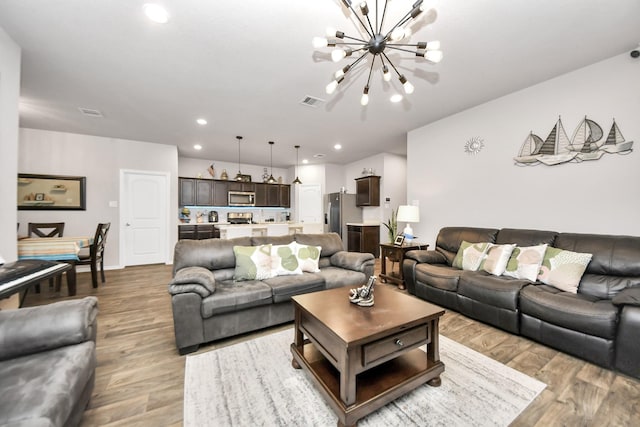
0,25,21,309
18,128,179,268
408,53,640,246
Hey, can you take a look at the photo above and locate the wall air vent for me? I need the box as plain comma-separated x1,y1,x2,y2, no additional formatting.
78,107,104,118
300,96,325,108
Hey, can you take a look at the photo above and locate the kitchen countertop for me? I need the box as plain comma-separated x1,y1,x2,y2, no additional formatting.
178,222,304,228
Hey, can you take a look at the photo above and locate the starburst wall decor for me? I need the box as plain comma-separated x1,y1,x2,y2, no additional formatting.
465,136,485,155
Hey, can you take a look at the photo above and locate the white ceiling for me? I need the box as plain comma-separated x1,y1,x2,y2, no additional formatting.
1,0,639,168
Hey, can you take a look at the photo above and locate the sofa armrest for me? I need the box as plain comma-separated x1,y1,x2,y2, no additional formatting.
330,251,375,273
0,296,98,361
405,249,447,265
612,287,640,307
168,266,216,297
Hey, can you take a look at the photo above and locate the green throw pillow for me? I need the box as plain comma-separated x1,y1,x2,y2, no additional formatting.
271,243,302,276
233,244,273,281
503,244,548,282
452,241,491,271
537,246,592,293
294,242,321,273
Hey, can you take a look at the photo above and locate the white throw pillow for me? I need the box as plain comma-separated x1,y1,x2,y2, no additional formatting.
233,244,273,281
293,242,321,273
537,247,592,293
502,244,548,282
481,244,516,276
452,241,491,271
271,243,303,276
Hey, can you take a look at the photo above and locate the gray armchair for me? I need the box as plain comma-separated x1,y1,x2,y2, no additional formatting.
0,297,98,427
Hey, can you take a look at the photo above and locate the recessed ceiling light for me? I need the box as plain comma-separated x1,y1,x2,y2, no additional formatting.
302,159,309,164
334,144,342,150
390,94,403,103
143,4,169,24
196,118,207,125
194,144,202,150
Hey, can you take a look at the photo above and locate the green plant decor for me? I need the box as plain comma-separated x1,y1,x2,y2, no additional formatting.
382,207,398,243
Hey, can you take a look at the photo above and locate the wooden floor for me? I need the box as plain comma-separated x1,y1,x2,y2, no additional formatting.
22,261,640,426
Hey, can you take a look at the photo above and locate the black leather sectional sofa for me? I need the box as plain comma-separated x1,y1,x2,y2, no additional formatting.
402,226,640,379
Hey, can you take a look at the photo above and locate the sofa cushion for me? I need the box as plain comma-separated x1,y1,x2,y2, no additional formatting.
435,227,499,265
537,247,592,293
480,244,516,276
0,341,96,427
173,236,252,273
233,244,273,281
495,228,558,246
458,271,530,311
263,273,325,303
201,280,273,317
252,235,294,246
315,266,367,289
295,233,343,258
503,244,548,282
452,241,491,271
520,284,618,339
271,243,302,276
414,263,463,292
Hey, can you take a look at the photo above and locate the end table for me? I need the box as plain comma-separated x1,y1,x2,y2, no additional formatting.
379,242,429,290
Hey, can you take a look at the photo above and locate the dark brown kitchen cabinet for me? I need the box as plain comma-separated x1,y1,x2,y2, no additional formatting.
355,175,380,207
347,224,380,257
196,179,213,206
178,224,220,240
227,182,255,192
279,184,290,207
212,180,228,206
179,178,196,206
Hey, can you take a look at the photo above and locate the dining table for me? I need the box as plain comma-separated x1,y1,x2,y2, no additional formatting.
17,236,94,296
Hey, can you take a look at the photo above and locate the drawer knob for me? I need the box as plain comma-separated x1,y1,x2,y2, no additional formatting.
395,339,404,347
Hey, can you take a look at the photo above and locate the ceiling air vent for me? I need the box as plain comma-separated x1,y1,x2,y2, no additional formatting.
300,95,325,108
78,107,104,118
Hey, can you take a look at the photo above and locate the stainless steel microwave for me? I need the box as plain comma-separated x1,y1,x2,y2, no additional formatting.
228,191,255,206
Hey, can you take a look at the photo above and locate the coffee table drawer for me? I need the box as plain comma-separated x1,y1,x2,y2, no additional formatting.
363,325,429,367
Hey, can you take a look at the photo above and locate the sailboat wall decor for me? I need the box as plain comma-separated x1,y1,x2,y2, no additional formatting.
514,116,634,166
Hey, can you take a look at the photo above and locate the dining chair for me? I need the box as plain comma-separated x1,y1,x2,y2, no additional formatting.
28,222,65,292
28,222,65,238
77,223,110,288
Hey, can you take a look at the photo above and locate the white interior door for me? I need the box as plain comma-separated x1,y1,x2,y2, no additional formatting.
121,170,169,266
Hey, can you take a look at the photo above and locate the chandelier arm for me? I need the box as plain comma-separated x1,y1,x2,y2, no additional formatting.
365,55,376,87
379,0,390,34
342,34,369,43
383,13,415,40
334,41,369,46
364,15,376,36
344,3,373,38
389,42,427,47
382,52,402,77
345,53,369,74
386,46,420,55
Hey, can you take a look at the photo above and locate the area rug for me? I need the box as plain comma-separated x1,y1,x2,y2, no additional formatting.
184,329,546,426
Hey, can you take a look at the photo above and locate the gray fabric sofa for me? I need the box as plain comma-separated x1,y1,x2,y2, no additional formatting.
0,296,98,426
403,226,640,379
169,233,375,354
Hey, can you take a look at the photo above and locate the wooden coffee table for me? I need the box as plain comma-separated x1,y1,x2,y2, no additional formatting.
291,285,445,427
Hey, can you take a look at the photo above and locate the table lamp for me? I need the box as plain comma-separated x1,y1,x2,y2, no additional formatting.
397,205,420,243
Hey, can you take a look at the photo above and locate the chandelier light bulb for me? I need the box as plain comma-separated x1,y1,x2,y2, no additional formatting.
360,86,370,106
410,5,425,19
360,2,369,15
403,80,415,94
312,37,328,48
382,65,391,82
326,27,337,37
326,80,339,94
426,40,441,50
331,48,346,62
334,69,345,79
390,27,406,41
425,49,443,63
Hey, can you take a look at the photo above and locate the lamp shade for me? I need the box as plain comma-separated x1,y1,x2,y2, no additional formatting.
397,205,420,223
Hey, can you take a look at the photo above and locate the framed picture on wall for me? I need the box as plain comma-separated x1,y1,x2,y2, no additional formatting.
17,174,86,210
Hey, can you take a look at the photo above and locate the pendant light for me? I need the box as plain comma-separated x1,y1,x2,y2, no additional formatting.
292,145,302,184
267,141,277,184
234,136,243,181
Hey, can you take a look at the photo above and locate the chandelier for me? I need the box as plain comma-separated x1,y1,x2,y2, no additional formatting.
312,0,442,105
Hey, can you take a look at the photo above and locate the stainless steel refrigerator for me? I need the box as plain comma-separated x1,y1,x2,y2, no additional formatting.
326,193,362,249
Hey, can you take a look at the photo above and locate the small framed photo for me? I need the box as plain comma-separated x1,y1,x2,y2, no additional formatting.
394,235,405,246
35,193,45,201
